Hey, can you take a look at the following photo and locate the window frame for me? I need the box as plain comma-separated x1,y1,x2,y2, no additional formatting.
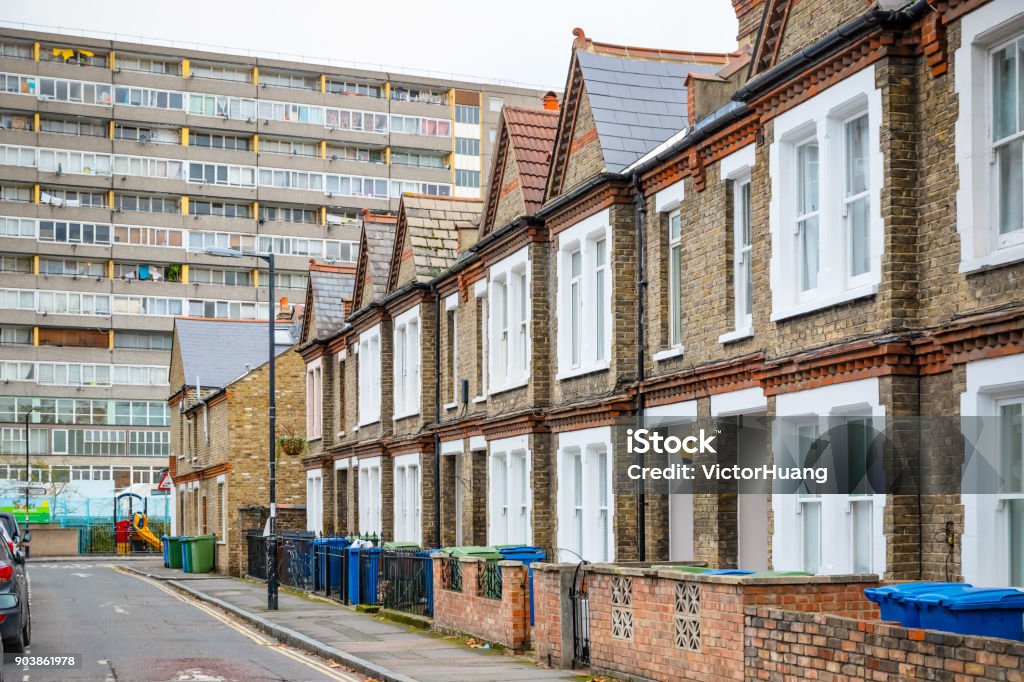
557,209,612,379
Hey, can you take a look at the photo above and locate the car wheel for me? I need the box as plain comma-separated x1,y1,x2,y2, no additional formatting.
4,627,24,654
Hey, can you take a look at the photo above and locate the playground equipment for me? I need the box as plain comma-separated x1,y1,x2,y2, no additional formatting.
131,512,163,552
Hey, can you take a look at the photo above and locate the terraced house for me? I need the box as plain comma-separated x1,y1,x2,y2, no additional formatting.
301,0,1024,589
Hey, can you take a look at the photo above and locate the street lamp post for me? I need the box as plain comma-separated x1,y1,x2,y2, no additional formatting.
204,246,278,610
23,406,38,555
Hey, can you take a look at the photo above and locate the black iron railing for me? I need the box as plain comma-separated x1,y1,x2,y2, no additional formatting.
478,560,502,600
246,529,267,579
277,531,316,591
379,551,433,616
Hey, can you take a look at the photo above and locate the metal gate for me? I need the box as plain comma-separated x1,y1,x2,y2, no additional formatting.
570,561,591,668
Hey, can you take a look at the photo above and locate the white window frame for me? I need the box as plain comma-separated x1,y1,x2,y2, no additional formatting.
357,325,381,426
357,456,382,537
769,67,883,321
718,144,757,344
392,306,421,420
957,0,1024,272
772,377,886,577
487,247,530,394
557,209,612,379
475,280,488,401
488,436,531,546
306,469,323,535
961,354,1024,587
393,453,422,543
557,426,615,563
667,210,683,348
305,358,323,440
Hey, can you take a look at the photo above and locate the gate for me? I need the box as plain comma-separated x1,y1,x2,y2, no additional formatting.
570,561,591,668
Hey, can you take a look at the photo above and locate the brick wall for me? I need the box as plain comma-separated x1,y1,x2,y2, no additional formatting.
431,556,531,651
745,606,1024,681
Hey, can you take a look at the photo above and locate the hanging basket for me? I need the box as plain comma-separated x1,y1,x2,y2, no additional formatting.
277,435,307,458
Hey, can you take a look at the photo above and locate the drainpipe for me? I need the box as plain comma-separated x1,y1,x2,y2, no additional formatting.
633,175,648,562
432,284,442,550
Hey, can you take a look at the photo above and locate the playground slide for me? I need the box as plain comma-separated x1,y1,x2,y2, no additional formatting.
132,512,163,551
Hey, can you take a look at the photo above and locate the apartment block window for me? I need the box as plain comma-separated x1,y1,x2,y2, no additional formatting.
115,225,183,247
488,438,531,545
327,80,382,98
257,100,324,125
39,149,111,176
557,210,612,378
191,64,250,82
389,115,451,137
117,56,178,75
770,68,880,320
455,105,480,125
189,94,256,120
114,194,178,213
39,258,103,278
128,431,170,456
0,42,32,59
325,109,387,133
0,217,33,238
260,138,317,157
390,86,446,104
111,155,182,180
257,272,308,290
668,210,682,346
393,307,421,419
358,458,382,536
188,162,256,187
0,144,36,168
38,220,111,245
39,117,105,137
358,326,382,426
113,295,182,316
489,97,503,112
393,455,421,543
389,180,451,198
488,249,530,393
260,169,324,191
261,71,317,91
557,427,614,563
37,77,112,105
113,86,184,110
0,256,31,274
192,200,252,218
186,299,265,320
0,185,32,203
0,289,35,311
40,188,107,208
114,331,172,350
455,169,480,188
259,205,317,224
0,327,31,346
306,359,323,439
455,138,480,156
733,178,753,330
189,132,250,151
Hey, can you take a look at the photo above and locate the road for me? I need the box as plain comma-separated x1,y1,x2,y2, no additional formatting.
13,561,363,682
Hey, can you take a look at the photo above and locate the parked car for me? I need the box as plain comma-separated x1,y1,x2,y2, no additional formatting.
0,525,30,653
0,514,20,551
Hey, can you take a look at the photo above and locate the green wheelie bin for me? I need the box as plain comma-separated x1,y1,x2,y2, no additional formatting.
188,534,217,573
165,536,183,569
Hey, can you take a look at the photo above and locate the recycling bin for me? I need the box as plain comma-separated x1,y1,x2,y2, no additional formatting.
748,571,813,577
180,536,194,573
189,534,216,573
383,541,420,552
496,545,547,625
161,536,170,567
915,588,1024,640
864,582,970,627
652,565,711,574
443,546,503,561
314,538,349,593
705,569,755,576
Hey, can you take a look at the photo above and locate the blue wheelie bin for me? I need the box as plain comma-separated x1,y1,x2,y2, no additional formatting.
495,545,547,625
863,582,971,627
705,569,755,576
180,536,193,573
915,588,1024,640
346,546,362,604
161,536,170,567
315,538,349,594
359,548,382,605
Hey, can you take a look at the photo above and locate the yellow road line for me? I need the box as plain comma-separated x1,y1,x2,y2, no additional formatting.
114,567,360,682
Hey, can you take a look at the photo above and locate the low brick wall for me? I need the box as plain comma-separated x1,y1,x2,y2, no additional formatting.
431,556,530,651
533,563,880,682
746,606,1024,681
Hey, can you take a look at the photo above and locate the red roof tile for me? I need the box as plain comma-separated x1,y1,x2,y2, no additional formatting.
502,105,559,214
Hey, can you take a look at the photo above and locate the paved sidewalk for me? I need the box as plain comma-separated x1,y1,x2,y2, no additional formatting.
122,559,578,682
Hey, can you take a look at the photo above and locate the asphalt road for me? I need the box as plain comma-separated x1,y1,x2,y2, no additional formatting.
12,561,363,682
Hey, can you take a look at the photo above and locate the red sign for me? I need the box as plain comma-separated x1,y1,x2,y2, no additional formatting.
157,471,172,491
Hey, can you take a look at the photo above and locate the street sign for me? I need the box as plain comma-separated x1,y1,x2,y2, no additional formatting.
16,486,47,497
157,471,172,491
150,489,169,496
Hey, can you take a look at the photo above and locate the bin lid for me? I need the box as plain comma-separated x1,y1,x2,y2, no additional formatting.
918,587,1024,610
445,545,503,559
865,582,969,602
651,565,710,574
705,569,755,575
383,541,421,551
749,571,814,577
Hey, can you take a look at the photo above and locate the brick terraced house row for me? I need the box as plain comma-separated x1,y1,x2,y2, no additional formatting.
300,0,1024,589
167,313,308,575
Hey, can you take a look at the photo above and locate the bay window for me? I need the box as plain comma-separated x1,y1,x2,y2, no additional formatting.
488,437,531,545
357,326,381,426
488,248,530,393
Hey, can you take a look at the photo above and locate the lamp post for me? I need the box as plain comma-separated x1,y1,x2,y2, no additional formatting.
204,246,278,610
23,407,38,554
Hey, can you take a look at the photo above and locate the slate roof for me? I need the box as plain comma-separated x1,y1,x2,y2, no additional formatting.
392,195,482,287
576,49,723,172
364,219,397,301
308,264,355,339
503,106,560,213
174,318,294,389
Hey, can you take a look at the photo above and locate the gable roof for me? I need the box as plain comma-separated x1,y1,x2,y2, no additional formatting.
387,195,482,291
173,318,294,389
351,211,397,312
546,29,734,197
481,105,559,235
301,260,356,342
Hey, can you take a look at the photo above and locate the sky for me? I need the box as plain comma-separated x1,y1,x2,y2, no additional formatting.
0,0,738,90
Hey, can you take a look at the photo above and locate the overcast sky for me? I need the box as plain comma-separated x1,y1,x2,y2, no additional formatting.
0,0,738,90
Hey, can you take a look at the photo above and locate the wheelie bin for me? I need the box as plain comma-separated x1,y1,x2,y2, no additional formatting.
863,582,971,627
189,533,216,573
180,536,194,573
915,588,1024,640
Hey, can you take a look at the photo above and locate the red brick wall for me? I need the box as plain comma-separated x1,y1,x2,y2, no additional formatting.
533,565,565,666
746,606,1024,681
431,557,531,651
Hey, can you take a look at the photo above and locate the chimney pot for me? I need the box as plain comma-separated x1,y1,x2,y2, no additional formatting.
543,91,559,111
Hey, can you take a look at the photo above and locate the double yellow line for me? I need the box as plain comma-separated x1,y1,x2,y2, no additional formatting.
114,566,361,682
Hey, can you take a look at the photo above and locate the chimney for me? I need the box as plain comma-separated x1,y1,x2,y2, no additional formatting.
276,296,291,321
542,91,559,111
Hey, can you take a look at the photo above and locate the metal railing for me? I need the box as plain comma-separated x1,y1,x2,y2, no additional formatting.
246,529,267,579
441,556,462,592
277,531,316,591
477,560,502,600
379,551,433,616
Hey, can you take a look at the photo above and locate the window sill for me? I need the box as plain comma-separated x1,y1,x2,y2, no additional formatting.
770,284,878,322
487,379,529,397
443,402,458,411
718,327,754,345
960,246,1024,275
307,436,322,443
393,410,420,422
652,346,685,363
472,396,487,404
556,361,610,381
